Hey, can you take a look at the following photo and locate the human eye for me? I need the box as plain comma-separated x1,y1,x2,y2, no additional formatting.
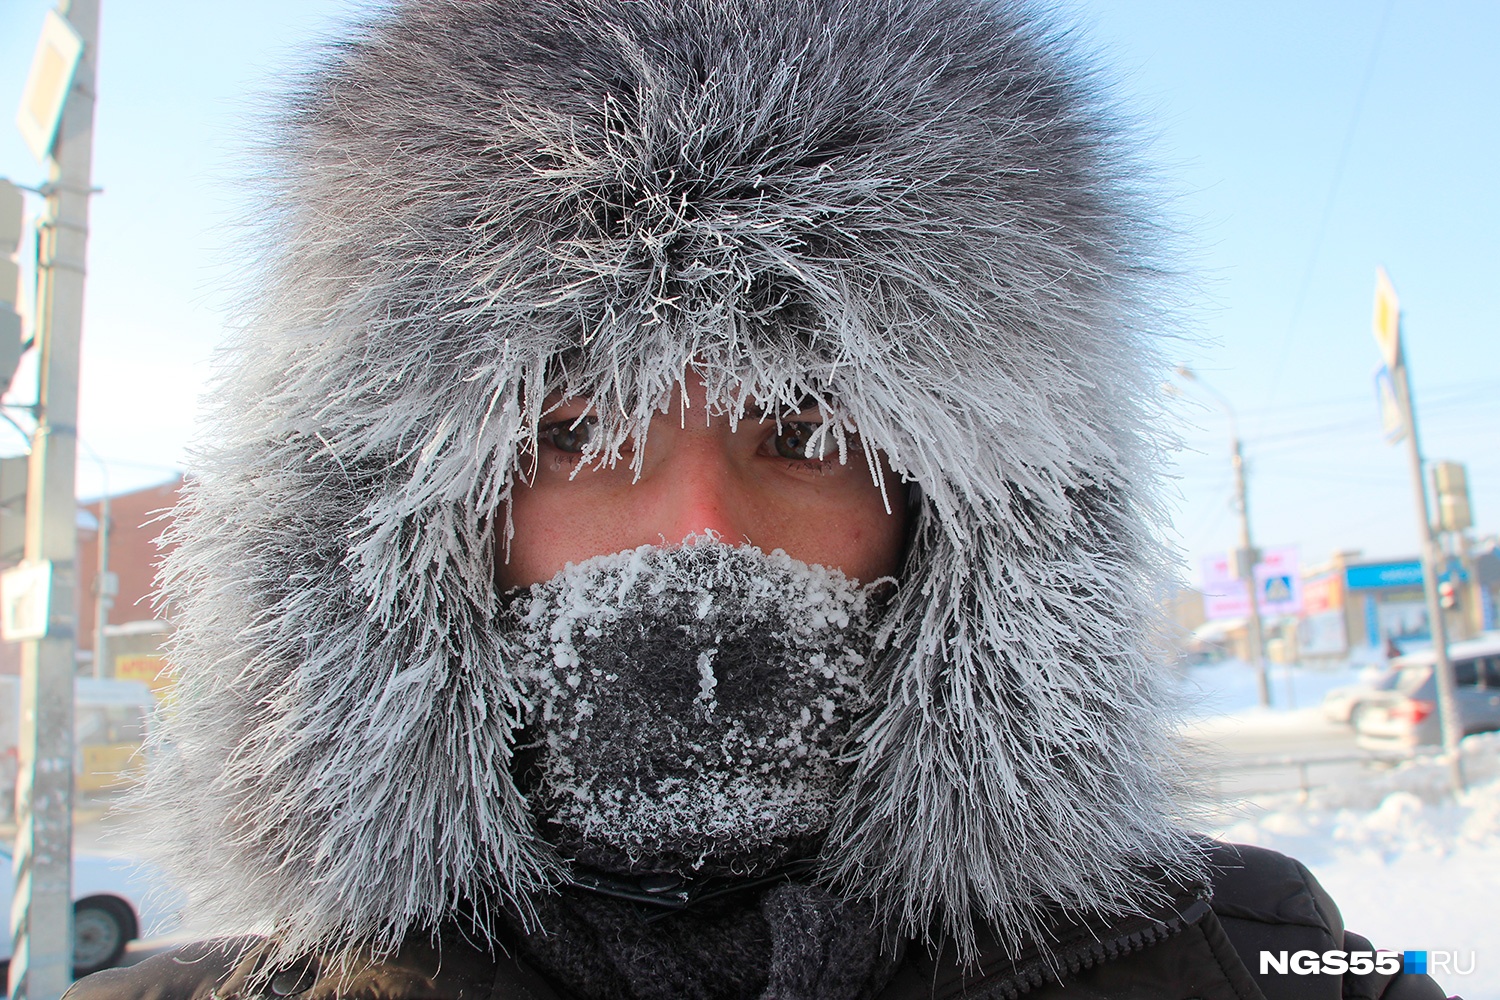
539,415,597,457
762,422,846,470
768,421,825,461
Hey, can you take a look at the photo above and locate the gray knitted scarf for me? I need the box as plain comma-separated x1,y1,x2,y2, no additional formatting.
501,542,899,998
502,883,901,1000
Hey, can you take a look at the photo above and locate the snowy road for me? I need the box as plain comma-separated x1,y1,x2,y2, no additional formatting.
1184,708,1375,800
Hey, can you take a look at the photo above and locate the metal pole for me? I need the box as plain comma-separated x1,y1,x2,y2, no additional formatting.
11,3,100,997
1230,436,1272,708
1393,347,1464,793
1177,367,1271,708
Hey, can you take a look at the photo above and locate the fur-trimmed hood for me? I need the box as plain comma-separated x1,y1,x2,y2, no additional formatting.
150,0,1201,965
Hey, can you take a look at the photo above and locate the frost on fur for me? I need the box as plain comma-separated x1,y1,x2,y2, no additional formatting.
143,0,1203,967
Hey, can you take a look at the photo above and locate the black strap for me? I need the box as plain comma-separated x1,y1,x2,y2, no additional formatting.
563,857,821,921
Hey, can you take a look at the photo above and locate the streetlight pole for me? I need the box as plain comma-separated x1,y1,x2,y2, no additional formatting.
10,3,100,997
1372,267,1463,794
1392,353,1465,791
1177,367,1271,708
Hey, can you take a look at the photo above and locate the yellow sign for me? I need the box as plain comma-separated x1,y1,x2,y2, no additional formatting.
1372,267,1402,370
15,10,84,164
115,653,173,695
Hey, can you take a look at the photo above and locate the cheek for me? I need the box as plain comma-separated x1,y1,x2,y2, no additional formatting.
845,472,909,581
787,468,907,584
495,450,910,588
496,481,627,590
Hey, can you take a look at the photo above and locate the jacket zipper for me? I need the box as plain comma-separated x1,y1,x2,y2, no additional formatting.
948,892,1212,999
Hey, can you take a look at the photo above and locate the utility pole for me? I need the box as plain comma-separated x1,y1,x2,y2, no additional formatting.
1373,268,1463,793
1177,366,1271,708
1392,359,1463,790
8,3,101,997
1229,435,1270,708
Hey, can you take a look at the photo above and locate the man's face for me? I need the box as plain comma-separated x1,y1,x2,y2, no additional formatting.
499,375,908,589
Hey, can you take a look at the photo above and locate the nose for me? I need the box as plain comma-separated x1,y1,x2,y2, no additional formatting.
640,432,750,547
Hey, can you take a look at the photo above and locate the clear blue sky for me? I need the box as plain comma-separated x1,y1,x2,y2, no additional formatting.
2,0,1496,583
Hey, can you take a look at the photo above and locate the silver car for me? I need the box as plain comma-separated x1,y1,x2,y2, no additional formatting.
1321,667,1401,724
1353,633,1500,752
0,847,182,976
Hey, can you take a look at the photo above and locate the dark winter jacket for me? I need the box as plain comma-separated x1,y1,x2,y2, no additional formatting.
63,843,1452,1000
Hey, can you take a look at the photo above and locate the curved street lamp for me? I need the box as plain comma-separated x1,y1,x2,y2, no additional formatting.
1175,366,1271,709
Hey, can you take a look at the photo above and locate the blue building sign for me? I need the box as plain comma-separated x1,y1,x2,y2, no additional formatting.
1344,560,1424,590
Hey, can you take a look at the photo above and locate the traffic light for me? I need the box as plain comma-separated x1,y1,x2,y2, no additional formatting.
1438,578,1459,611
1432,462,1473,534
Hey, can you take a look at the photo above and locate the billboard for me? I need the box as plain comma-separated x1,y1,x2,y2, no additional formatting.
1298,611,1348,656
1345,560,1424,590
1201,545,1303,621
1302,572,1343,616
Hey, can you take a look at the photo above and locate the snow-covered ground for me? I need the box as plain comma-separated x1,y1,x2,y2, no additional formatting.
1178,657,1372,720
1182,660,1498,997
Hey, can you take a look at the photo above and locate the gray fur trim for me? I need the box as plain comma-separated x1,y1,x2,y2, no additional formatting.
146,0,1203,965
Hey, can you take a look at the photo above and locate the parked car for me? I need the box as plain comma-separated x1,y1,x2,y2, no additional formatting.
1321,666,1401,724
0,847,181,976
1351,633,1500,753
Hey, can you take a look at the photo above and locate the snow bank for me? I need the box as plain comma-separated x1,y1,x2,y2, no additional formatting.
1210,734,1500,995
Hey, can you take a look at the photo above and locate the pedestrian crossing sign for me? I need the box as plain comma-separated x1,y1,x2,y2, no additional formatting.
1262,575,1293,605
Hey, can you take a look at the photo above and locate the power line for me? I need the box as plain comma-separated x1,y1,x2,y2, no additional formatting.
1258,0,1398,412
1234,377,1498,420
1170,390,1498,451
